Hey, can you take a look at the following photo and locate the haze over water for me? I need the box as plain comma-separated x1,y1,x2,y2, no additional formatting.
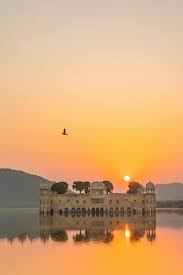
0,210,183,275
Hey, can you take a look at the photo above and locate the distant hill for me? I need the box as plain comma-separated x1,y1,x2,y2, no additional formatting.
0,169,52,207
156,183,183,201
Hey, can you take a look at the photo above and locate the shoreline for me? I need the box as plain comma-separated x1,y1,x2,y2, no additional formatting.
156,208,183,212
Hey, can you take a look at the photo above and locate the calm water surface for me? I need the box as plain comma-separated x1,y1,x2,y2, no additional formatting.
0,209,182,275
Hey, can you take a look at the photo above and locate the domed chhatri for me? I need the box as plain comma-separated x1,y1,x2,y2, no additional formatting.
146,181,155,193
89,182,106,195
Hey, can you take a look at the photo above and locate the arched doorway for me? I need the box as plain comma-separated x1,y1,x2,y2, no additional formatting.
120,207,124,216
91,208,95,216
100,208,104,216
96,208,100,216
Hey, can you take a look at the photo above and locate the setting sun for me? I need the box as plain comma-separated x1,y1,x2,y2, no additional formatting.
124,176,131,182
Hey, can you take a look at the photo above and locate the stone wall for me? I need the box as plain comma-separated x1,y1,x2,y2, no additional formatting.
40,192,156,215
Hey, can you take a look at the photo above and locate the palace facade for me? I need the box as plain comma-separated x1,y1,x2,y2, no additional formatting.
40,181,156,215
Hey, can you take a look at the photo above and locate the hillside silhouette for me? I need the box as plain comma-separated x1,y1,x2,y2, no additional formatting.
156,183,183,201
0,169,52,207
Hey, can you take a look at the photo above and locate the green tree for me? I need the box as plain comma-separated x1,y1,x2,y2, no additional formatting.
102,180,113,194
83,181,90,194
72,181,85,194
127,182,141,194
51,182,68,194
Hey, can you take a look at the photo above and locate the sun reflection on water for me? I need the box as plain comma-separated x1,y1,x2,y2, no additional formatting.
125,226,131,239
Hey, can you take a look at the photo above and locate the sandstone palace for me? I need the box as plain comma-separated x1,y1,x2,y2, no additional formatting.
40,181,156,216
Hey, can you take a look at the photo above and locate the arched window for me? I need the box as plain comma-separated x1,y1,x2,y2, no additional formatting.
96,208,100,216
120,207,124,216
120,207,124,213
149,207,152,216
82,207,86,213
133,209,136,215
91,208,95,216
127,207,131,213
100,207,104,212
64,207,69,213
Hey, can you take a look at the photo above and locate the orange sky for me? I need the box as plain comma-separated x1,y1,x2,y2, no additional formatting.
1,1,183,190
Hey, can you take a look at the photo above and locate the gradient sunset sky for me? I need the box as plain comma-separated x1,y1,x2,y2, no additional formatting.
1,0,183,190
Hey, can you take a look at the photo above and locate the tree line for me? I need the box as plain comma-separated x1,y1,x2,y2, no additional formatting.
51,181,142,195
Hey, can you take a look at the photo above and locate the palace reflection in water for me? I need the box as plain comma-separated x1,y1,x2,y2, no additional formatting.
40,213,156,244
0,210,156,245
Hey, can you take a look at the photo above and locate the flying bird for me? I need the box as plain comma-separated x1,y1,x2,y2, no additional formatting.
62,128,68,135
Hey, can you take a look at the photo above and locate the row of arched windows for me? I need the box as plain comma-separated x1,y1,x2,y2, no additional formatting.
42,207,155,216
50,207,136,215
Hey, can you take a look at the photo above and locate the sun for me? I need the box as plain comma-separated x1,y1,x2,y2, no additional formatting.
124,175,131,182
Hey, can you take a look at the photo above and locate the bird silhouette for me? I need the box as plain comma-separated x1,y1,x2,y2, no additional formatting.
62,128,68,135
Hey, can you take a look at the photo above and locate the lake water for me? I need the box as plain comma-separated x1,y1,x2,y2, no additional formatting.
0,209,182,275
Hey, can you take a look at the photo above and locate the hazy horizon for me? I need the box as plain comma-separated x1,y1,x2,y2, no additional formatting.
1,167,183,185
1,0,183,189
